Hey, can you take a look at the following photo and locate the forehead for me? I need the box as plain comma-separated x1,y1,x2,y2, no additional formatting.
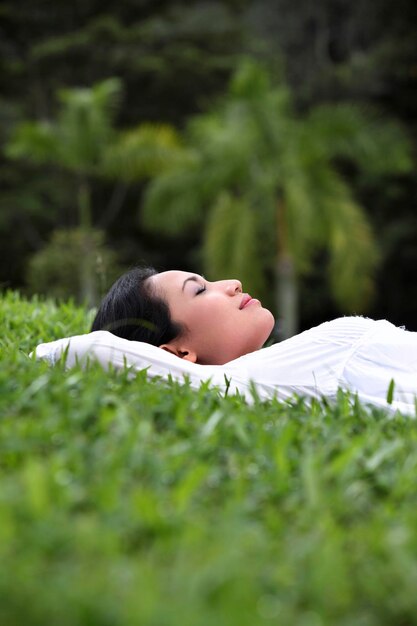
149,270,194,294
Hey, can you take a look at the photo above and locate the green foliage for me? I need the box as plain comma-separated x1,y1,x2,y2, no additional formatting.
0,291,90,353
25,228,121,304
1,0,417,333
204,192,267,298
55,78,122,172
5,78,185,305
142,60,412,336
5,121,59,164
5,77,184,213
6,78,122,175
1,292,417,624
103,123,184,182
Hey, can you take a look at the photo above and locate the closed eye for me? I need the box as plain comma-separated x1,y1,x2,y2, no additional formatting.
196,284,206,295
182,275,206,293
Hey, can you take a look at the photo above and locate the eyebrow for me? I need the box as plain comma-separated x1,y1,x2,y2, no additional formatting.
182,275,204,291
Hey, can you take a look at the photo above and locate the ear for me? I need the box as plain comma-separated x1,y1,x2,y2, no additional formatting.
159,343,197,363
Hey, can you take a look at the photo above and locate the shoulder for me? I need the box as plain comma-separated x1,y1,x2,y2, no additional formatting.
309,316,379,337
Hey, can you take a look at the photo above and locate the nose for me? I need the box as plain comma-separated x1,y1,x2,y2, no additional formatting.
224,279,242,296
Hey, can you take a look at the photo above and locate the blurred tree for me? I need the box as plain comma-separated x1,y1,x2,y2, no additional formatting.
246,0,417,330
246,0,417,114
0,1,247,126
142,60,412,338
8,79,122,230
0,0,248,293
6,78,182,305
26,228,120,303
1,0,416,327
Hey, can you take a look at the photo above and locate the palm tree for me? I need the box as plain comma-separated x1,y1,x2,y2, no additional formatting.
6,79,181,306
142,60,412,338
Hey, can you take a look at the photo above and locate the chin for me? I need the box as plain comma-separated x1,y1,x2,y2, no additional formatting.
263,309,276,336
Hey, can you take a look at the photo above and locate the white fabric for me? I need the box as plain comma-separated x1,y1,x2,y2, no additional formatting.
33,317,417,415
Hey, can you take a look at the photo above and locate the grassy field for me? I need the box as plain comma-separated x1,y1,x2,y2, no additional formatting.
1,291,417,625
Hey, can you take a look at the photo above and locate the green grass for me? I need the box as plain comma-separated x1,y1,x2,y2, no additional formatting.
1,290,417,625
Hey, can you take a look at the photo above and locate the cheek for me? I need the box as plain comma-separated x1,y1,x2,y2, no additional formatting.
186,308,219,344
242,310,274,347
196,300,229,329
194,305,234,348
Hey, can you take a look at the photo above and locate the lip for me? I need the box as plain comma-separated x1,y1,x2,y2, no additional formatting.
240,293,254,309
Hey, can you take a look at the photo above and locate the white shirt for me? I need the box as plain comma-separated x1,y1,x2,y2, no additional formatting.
34,317,417,415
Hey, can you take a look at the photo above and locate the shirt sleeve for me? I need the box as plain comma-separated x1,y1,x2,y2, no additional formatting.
34,330,233,393
33,319,417,413
225,316,378,403
340,319,417,413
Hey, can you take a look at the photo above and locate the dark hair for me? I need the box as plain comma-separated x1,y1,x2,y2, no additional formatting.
91,266,184,346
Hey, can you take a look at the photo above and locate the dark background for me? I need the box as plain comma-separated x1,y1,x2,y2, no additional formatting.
1,0,416,330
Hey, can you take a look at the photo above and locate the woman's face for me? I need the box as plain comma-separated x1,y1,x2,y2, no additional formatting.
148,270,275,365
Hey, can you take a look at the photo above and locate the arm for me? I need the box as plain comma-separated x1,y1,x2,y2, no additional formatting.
33,330,230,392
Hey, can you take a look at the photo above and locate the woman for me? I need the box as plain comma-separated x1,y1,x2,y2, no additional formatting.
36,266,417,414
91,267,275,365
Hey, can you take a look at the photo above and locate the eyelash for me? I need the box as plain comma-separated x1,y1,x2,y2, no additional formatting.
196,284,206,295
